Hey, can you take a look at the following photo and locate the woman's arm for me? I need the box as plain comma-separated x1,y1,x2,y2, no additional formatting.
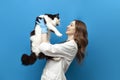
41,33,49,43
38,19,77,59
36,18,49,42
39,40,78,60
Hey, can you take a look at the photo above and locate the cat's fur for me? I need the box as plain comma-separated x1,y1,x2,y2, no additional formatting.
21,14,62,65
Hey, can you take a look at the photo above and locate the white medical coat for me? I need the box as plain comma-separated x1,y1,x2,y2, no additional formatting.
39,40,78,80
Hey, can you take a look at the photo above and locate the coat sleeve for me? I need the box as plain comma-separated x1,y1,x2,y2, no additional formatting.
39,40,78,59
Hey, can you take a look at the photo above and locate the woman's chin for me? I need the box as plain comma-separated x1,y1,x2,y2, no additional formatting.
65,32,68,35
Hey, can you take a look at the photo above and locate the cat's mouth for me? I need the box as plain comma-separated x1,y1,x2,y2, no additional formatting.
56,24,59,26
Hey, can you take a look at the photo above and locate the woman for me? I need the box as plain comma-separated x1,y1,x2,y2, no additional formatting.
38,19,88,80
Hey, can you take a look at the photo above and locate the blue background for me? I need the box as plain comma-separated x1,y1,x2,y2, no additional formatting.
0,0,120,80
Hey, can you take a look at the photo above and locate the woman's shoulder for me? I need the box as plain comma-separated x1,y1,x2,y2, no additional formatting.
62,40,78,50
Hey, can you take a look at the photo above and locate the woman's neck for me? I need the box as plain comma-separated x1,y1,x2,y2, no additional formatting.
67,35,74,41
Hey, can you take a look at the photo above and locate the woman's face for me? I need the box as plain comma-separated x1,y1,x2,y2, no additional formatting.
66,21,76,35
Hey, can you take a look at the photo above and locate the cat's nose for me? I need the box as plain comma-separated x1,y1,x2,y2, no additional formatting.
56,24,59,26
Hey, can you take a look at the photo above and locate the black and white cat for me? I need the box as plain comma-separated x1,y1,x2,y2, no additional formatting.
21,14,62,65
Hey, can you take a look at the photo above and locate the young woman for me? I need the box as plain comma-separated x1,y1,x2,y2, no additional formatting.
38,19,88,80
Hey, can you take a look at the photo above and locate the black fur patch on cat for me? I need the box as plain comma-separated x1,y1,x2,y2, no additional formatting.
21,52,37,65
45,13,59,20
35,16,46,24
38,52,53,60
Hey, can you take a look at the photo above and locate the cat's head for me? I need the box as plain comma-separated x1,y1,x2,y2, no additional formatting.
39,13,60,26
38,13,62,37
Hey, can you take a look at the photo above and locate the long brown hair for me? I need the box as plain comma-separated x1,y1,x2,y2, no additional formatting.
74,20,88,63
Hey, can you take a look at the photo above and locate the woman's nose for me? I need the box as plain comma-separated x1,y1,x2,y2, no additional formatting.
67,26,69,30
67,25,70,28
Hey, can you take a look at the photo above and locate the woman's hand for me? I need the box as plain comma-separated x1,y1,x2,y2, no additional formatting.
41,33,49,42
36,18,49,42
36,18,48,34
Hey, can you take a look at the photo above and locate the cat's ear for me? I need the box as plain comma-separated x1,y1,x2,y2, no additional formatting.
56,13,59,17
55,13,59,19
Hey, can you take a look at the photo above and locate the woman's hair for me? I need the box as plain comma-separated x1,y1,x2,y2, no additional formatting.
74,20,88,63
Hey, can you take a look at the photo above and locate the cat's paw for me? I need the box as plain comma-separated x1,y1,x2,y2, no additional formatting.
56,33,62,37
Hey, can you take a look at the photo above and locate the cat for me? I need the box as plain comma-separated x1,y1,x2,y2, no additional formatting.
21,14,62,65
